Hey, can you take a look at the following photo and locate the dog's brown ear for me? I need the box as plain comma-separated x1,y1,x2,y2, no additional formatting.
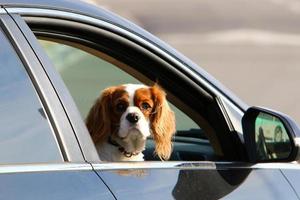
86,87,116,144
150,84,176,160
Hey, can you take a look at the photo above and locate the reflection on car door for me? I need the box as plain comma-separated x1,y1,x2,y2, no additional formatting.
93,162,298,200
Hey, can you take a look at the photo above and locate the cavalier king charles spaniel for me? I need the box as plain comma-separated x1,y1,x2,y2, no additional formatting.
86,84,176,161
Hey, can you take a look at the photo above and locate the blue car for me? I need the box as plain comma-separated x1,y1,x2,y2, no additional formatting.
0,0,299,199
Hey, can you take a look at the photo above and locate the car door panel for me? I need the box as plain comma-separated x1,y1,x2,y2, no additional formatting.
0,168,114,200
221,168,297,199
94,163,297,200
281,168,300,198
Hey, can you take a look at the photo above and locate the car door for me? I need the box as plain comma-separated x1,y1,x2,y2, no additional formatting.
6,5,299,199
94,162,299,200
0,9,114,200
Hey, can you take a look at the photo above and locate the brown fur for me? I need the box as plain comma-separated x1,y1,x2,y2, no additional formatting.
86,87,116,144
150,84,176,160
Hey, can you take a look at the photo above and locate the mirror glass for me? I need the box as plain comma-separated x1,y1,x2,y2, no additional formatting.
255,112,292,160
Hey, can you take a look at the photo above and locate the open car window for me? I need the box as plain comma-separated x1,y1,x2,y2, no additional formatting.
38,39,216,161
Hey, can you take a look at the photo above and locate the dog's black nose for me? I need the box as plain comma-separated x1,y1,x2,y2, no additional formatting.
126,113,140,124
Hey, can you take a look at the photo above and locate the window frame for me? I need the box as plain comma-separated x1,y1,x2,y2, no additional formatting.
0,13,86,162
10,9,247,162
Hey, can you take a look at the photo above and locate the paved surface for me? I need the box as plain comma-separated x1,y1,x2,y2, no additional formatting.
84,0,300,123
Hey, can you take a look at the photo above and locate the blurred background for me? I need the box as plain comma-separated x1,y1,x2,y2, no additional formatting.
83,0,300,123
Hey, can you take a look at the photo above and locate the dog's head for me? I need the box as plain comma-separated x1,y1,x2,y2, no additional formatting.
86,83,176,160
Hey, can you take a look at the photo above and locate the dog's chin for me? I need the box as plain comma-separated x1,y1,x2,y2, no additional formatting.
116,128,147,153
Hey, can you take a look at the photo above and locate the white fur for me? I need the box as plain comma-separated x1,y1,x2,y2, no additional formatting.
98,84,151,162
118,106,151,138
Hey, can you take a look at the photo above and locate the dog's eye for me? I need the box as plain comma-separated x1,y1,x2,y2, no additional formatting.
116,103,127,112
141,102,151,110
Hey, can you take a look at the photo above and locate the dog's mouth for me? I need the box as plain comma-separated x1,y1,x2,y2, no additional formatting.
117,127,141,139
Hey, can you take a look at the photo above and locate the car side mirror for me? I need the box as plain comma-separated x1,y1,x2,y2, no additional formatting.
242,107,300,163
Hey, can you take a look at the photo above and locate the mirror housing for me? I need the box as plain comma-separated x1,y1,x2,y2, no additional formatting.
242,106,300,163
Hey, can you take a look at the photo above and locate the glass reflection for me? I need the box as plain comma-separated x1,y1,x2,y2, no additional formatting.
0,29,62,163
255,112,292,160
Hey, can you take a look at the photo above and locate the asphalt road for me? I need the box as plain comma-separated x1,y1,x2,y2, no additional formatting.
84,0,300,123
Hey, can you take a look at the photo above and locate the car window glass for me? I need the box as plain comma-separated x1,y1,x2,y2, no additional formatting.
38,39,215,161
0,30,63,164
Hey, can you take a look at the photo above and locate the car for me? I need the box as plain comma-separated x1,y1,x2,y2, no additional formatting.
0,0,299,199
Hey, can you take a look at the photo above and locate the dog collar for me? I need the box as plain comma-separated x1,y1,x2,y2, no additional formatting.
108,137,140,158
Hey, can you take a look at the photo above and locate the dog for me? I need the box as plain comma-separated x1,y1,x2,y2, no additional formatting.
86,83,176,161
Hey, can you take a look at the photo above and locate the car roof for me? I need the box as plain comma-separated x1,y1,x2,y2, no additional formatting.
0,0,97,10
0,0,128,22
0,0,248,111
